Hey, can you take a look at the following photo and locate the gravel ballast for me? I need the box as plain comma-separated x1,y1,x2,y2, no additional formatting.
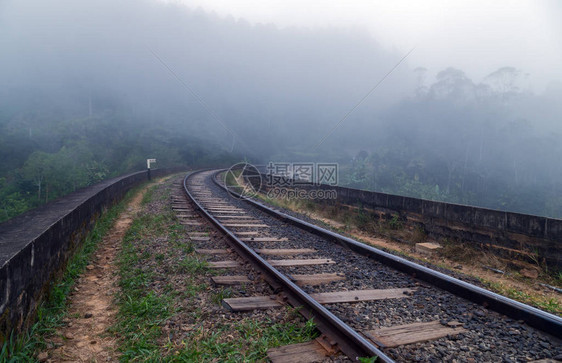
185,170,562,362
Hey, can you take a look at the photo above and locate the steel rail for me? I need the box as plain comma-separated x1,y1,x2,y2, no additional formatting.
183,171,395,362
212,169,562,339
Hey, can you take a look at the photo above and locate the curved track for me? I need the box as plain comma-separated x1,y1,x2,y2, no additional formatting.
182,169,561,362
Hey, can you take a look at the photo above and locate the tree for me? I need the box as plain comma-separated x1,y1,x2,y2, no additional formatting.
21,152,51,203
429,67,475,102
483,66,523,99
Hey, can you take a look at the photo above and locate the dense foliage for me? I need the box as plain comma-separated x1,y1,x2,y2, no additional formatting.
0,111,237,222
336,68,562,218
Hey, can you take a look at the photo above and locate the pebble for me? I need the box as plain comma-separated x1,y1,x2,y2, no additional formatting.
189,174,562,363
37,352,48,362
447,320,463,327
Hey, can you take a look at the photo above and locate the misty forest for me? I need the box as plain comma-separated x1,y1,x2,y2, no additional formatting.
1,0,562,223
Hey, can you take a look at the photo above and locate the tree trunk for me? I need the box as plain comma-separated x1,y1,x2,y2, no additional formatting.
461,145,469,192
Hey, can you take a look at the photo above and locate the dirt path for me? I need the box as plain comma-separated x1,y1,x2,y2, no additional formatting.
42,180,162,362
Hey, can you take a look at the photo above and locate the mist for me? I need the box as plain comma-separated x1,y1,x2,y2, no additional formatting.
1,0,561,220
0,0,408,156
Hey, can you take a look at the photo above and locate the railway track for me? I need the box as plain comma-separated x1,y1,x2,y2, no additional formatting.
178,169,561,362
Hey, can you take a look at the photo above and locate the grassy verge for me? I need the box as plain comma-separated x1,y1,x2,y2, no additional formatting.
482,280,561,315
112,212,175,361
0,185,142,362
170,317,316,361
113,182,318,362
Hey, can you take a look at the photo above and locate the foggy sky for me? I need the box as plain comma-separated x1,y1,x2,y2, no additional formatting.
0,0,411,156
172,0,562,92
1,0,561,158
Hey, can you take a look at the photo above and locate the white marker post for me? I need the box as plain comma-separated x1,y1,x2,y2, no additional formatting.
147,158,156,180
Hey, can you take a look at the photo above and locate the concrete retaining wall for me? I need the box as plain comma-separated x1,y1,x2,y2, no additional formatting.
249,172,561,270
0,168,180,341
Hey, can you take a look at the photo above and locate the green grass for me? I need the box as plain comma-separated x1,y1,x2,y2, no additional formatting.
170,317,317,362
142,187,155,205
113,213,174,361
0,184,142,362
224,169,243,194
182,276,208,299
388,215,403,230
113,185,186,360
358,357,378,363
175,256,207,274
113,182,321,362
211,288,232,305
224,170,237,187
483,280,561,315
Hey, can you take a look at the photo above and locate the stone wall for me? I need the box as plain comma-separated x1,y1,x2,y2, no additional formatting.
248,172,561,270
0,168,179,340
